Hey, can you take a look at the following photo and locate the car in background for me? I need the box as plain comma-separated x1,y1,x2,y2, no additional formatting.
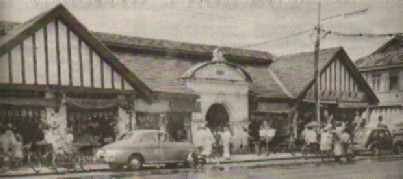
392,129,403,154
94,130,201,170
353,128,393,156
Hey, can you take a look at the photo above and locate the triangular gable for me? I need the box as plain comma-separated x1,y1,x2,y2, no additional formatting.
302,48,378,104
0,4,152,100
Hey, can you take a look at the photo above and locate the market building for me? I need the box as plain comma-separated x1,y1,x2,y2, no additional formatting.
0,4,379,151
355,35,403,131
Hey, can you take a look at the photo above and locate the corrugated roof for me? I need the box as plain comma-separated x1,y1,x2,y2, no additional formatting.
355,35,403,69
271,47,342,97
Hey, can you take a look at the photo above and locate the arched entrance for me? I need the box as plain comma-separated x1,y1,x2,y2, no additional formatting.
205,104,229,131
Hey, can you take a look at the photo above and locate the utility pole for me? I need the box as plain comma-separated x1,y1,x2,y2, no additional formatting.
314,3,321,129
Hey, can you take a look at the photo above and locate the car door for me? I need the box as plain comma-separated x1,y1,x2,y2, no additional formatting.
159,132,184,162
139,132,162,163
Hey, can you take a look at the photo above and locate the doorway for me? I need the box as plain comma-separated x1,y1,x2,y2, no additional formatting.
205,104,229,131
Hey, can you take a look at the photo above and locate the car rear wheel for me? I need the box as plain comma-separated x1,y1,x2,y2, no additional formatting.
394,144,402,154
371,145,381,156
128,155,143,170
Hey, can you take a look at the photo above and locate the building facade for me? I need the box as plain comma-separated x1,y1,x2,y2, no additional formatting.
355,35,403,131
0,4,379,152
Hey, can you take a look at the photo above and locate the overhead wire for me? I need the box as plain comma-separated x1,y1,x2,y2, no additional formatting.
320,29,402,38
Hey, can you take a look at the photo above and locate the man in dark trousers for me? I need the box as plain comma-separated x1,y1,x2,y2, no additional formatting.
248,118,260,154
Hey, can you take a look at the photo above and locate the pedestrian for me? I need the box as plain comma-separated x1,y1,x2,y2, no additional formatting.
220,126,232,159
259,120,275,156
202,127,215,157
194,126,204,152
65,127,75,153
248,118,260,154
304,126,318,152
377,116,387,129
320,128,332,159
1,123,17,156
13,132,24,161
240,127,250,153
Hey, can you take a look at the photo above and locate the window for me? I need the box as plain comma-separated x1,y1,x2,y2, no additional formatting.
371,73,382,91
389,71,399,91
140,133,158,143
159,133,174,142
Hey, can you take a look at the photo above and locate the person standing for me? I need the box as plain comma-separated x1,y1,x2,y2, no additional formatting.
194,126,204,152
259,120,274,156
320,128,332,159
202,127,215,157
220,126,232,159
1,123,17,156
240,127,250,153
304,126,318,152
248,119,260,154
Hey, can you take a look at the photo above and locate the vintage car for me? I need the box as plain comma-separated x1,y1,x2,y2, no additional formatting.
353,128,393,156
392,130,403,154
94,130,200,170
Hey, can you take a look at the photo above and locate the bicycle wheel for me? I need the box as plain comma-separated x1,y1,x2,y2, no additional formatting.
301,145,310,159
27,153,41,173
73,154,88,171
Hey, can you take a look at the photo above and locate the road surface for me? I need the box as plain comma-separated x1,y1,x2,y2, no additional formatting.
11,157,403,179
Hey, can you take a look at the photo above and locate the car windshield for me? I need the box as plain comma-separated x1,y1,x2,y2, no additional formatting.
118,132,134,141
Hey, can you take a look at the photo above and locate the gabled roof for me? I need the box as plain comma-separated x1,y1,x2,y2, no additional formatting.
93,32,275,61
355,35,403,70
272,47,378,103
0,4,153,101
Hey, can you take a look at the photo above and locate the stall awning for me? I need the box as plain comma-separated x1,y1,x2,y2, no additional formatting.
66,97,128,110
338,102,369,109
169,100,201,113
0,97,58,107
252,102,292,114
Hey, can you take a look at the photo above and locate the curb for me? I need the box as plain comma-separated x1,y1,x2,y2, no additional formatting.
205,154,403,165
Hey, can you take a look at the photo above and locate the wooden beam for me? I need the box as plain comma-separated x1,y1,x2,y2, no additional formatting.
78,40,83,87
111,69,115,89
100,60,104,88
67,29,73,86
32,33,38,85
121,77,125,89
8,52,12,84
44,26,49,85
55,20,61,85
89,50,94,88
20,43,26,84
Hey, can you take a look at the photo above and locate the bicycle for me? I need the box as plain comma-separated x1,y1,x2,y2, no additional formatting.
1,144,38,174
301,143,320,159
28,144,88,173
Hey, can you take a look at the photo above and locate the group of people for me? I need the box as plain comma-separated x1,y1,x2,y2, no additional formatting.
194,125,233,159
299,113,384,160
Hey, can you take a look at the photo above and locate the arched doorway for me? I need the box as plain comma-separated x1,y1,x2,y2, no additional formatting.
206,104,229,131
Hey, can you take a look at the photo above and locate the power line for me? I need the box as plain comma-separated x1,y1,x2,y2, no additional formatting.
235,29,313,48
320,29,403,38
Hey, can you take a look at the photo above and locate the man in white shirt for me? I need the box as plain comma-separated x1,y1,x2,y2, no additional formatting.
220,126,232,159
304,127,318,151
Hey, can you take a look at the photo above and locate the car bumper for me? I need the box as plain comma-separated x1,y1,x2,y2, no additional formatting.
94,151,126,163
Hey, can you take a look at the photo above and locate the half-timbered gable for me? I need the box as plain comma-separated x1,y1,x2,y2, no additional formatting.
273,47,378,106
0,5,151,98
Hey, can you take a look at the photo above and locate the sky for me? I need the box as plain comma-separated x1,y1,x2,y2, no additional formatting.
0,0,401,60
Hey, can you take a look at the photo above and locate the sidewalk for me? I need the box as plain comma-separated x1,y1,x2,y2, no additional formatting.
206,153,305,164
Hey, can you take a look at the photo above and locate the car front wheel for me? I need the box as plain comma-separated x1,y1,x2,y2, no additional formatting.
128,155,143,170
371,145,381,156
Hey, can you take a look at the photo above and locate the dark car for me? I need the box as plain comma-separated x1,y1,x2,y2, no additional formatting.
392,130,403,154
353,128,393,156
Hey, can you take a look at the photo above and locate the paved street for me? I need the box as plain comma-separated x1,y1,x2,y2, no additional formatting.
11,157,402,179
